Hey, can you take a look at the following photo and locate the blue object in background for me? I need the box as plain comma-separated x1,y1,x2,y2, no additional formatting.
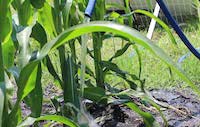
85,0,96,17
178,47,200,64
156,0,200,60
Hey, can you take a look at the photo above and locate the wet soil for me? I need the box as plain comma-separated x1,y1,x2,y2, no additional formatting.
87,89,200,127
17,84,200,127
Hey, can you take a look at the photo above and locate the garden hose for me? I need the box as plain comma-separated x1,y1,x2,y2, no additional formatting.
84,0,96,17
156,0,200,60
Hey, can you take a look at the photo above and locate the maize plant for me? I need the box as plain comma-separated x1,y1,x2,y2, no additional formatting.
0,0,199,127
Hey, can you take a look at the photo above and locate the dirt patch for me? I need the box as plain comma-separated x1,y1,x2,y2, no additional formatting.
87,89,200,127
16,85,200,127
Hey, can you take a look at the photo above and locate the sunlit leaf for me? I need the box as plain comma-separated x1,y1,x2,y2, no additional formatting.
2,38,15,68
38,2,57,38
25,63,43,117
126,102,155,127
17,115,79,127
134,9,177,45
9,22,200,125
0,0,12,43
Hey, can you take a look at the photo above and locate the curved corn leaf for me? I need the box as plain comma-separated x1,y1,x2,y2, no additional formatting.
124,0,133,27
84,87,106,103
9,22,200,124
134,9,177,45
43,21,200,95
101,61,138,90
30,0,45,9
109,42,132,61
38,2,57,38
133,45,142,78
126,102,155,127
17,115,79,127
62,0,73,29
24,63,42,117
38,21,200,95
17,0,33,26
30,22,62,85
0,0,13,43
31,22,47,46
0,1,13,127
8,64,39,126
64,54,79,108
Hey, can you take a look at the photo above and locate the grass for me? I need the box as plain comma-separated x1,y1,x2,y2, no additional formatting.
101,19,200,90
43,19,200,90
2,0,200,126
41,19,200,90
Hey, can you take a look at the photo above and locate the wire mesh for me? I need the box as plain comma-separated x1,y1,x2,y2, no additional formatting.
107,0,197,27
130,0,197,26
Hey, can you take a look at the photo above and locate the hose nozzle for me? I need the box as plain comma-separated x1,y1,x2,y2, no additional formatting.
85,0,96,17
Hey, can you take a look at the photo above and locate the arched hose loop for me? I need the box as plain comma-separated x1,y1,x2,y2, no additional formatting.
156,0,200,60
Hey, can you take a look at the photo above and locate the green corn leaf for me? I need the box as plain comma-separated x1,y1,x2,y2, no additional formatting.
17,115,79,127
85,65,95,78
134,9,177,45
133,45,142,78
124,0,133,27
24,63,43,118
126,102,155,127
105,2,125,10
0,82,5,127
101,61,126,77
17,0,33,26
0,1,12,126
101,61,138,89
38,2,57,38
109,42,132,61
0,0,12,43
31,22,47,47
30,22,62,85
143,96,168,126
2,38,15,68
84,87,106,103
30,0,45,9
124,79,137,90
108,12,124,24
63,54,79,108
8,64,39,126
92,33,104,89
8,22,200,122
62,0,73,29
47,21,199,95
45,56,62,85
37,21,200,96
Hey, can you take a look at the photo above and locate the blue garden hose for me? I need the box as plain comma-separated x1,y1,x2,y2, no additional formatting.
156,0,200,60
84,0,200,60
85,0,96,17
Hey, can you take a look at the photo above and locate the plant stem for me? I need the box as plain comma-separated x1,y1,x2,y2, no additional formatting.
0,42,7,127
93,33,105,89
0,43,4,82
